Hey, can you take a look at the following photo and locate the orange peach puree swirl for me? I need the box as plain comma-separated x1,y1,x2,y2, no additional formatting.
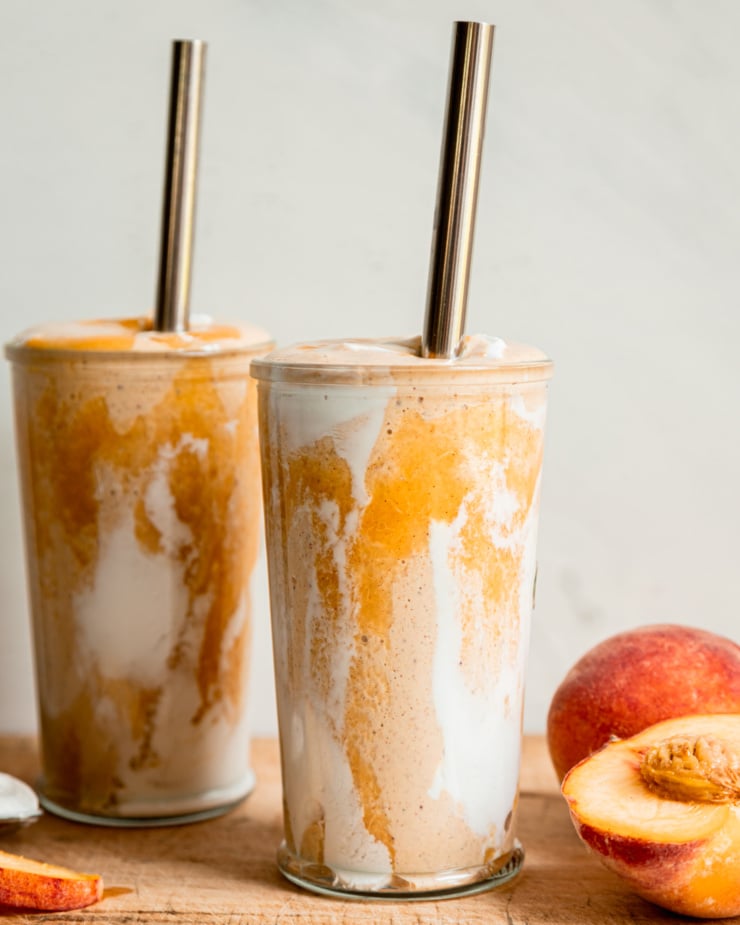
286,392,543,868
27,357,257,782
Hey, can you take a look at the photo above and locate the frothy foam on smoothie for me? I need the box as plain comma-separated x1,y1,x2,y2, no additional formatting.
258,333,547,368
8,314,271,355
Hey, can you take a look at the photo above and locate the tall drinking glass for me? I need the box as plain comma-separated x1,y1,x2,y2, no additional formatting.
253,334,552,898
6,316,272,825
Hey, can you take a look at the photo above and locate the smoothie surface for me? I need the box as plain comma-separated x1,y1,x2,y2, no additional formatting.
7,315,271,355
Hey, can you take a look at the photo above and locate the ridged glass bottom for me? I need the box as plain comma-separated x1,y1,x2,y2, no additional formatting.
277,840,524,902
38,767,255,828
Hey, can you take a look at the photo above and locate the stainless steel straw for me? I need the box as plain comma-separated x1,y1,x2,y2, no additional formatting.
422,22,494,358
154,40,207,333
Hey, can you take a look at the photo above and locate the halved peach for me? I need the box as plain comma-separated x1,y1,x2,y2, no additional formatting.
562,713,740,919
0,849,103,911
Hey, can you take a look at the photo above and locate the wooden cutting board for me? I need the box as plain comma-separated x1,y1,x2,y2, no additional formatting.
0,736,727,923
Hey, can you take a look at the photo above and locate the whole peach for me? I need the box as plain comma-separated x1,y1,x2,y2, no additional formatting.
547,624,740,780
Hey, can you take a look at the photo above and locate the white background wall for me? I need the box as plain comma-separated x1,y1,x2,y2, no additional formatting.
1,0,738,738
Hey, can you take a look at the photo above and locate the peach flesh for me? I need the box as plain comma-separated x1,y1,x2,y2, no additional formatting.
547,624,740,780
562,713,740,919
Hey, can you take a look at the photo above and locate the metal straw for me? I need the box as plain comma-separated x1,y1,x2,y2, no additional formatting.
154,40,207,333
421,22,494,358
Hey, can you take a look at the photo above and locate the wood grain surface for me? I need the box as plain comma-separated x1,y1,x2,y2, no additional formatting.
0,736,732,924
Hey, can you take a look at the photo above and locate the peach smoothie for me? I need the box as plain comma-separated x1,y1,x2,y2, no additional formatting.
252,334,552,897
6,316,272,824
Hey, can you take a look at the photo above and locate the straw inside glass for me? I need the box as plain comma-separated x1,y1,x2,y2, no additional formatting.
421,22,494,358
154,39,207,333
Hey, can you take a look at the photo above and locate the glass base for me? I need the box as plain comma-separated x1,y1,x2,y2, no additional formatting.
37,767,256,828
277,840,524,902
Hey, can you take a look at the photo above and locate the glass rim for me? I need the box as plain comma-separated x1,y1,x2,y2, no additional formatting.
5,339,275,365
250,355,553,386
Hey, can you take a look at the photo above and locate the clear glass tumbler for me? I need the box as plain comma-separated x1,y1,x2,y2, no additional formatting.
6,317,272,825
253,336,552,899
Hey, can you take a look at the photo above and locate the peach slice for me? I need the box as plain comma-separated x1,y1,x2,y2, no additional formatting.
0,849,103,911
562,713,740,919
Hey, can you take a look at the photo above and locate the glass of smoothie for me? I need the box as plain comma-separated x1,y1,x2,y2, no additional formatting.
252,334,551,896
5,38,274,825
5,316,272,824
254,19,552,898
